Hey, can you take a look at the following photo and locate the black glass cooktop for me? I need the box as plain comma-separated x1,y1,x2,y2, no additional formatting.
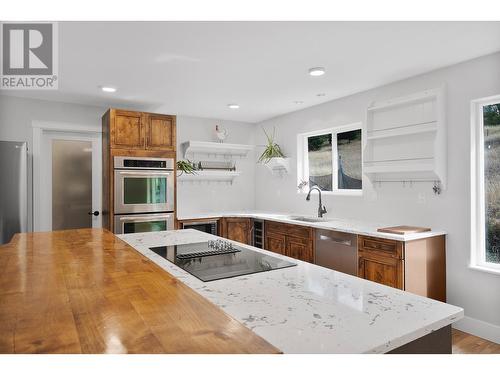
149,239,296,282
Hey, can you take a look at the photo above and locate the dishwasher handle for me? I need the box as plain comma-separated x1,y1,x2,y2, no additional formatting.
319,234,352,247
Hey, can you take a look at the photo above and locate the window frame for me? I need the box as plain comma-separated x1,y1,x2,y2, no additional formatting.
470,95,500,274
297,122,363,196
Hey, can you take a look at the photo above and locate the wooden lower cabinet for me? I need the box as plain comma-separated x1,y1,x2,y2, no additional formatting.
265,232,287,255
264,221,314,263
286,236,313,263
358,252,404,289
357,235,446,302
220,217,252,245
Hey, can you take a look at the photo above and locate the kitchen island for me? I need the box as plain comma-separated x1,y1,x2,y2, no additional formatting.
119,229,463,353
0,229,279,354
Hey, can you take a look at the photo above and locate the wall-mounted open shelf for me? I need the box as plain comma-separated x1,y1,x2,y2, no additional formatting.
182,141,253,160
366,121,438,140
363,87,447,190
177,170,241,185
263,157,291,175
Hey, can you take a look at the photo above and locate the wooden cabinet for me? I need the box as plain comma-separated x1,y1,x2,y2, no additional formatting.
220,217,252,245
264,221,313,262
145,114,176,151
101,108,177,232
358,235,404,288
357,235,446,302
265,232,287,255
358,252,404,289
106,109,176,152
111,110,145,149
286,236,313,262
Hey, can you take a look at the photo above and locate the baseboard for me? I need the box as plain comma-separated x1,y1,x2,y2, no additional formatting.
453,315,500,344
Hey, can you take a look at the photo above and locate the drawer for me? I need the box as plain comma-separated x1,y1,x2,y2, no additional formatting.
265,220,312,239
358,235,404,259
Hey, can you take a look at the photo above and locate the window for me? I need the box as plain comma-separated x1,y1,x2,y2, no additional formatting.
298,123,363,194
471,96,500,272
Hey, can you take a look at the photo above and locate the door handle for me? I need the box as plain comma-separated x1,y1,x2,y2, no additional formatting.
88,211,100,216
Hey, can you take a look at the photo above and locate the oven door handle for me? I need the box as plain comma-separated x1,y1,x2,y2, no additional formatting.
117,171,171,176
119,214,172,222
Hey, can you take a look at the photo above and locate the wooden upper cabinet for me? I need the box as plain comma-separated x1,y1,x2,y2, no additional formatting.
111,110,145,149
221,217,252,245
145,114,176,151
106,109,176,151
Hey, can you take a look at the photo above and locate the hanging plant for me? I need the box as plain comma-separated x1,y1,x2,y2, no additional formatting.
177,160,197,176
258,127,285,164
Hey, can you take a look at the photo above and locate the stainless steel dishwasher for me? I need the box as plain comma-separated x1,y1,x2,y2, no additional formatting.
315,229,358,276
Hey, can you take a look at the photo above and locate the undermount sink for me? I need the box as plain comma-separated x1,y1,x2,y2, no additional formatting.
287,216,331,223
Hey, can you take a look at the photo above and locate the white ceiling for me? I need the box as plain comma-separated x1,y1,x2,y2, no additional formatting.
2,21,500,123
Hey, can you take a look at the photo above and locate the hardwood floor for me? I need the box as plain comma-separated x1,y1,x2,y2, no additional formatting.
452,329,500,354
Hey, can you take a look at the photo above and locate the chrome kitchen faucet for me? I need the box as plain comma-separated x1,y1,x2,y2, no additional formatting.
306,185,327,218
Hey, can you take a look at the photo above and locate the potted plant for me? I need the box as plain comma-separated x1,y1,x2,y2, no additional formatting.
258,127,290,174
176,160,197,177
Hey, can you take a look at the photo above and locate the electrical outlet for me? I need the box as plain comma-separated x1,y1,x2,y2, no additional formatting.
418,193,426,204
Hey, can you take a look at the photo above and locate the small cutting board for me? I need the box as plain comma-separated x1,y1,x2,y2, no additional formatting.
377,225,431,235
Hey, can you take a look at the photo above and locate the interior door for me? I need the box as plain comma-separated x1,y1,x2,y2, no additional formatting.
37,130,102,231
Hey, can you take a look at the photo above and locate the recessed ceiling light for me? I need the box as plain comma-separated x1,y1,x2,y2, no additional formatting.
316,93,326,97
294,101,304,104
227,104,240,109
308,67,326,77
100,86,117,93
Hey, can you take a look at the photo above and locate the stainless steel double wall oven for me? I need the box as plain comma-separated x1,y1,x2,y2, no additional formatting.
113,156,175,234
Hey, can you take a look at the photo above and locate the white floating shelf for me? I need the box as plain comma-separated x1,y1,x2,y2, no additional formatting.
367,88,442,112
177,170,241,184
367,121,437,140
263,157,290,175
363,87,446,189
182,141,253,160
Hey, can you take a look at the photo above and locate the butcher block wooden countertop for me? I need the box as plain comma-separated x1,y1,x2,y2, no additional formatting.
0,228,280,354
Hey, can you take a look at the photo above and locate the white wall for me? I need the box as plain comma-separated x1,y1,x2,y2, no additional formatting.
0,95,106,231
254,52,500,340
176,116,256,218
0,95,106,145
0,95,256,224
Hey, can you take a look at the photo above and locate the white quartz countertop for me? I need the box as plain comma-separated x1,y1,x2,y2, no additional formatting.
118,229,463,354
177,211,446,241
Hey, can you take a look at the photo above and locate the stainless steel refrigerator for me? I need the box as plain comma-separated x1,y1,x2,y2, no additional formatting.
0,141,28,245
